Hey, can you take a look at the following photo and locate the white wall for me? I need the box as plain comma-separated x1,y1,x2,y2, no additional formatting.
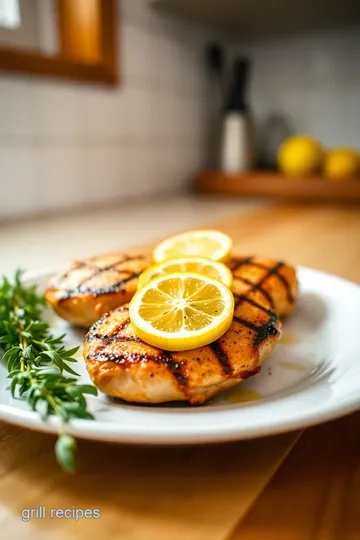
236,27,360,151
0,0,214,219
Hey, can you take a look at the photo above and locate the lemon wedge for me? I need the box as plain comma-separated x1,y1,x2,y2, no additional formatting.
129,272,234,351
137,256,233,290
153,230,232,264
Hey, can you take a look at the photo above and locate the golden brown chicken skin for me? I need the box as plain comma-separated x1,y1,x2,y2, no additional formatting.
228,256,298,318
45,253,150,328
84,256,298,404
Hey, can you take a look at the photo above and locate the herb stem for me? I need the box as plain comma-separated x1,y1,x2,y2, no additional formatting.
0,269,97,472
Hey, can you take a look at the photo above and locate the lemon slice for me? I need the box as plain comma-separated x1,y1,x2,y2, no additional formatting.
137,256,233,290
129,272,234,351
153,230,233,264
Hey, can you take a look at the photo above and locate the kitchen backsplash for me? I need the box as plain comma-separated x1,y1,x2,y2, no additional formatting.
236,27,360,149
0,0,214,219
2,1,359,220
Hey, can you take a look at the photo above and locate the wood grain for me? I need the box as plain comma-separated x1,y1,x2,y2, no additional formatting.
0,423,299,540
58,0,102,64
229,411,360,540
195,171,360,202
1,202,360,539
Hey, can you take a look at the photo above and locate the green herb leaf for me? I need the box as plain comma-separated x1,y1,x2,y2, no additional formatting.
77,384,98,396
0,269,97,472
55,434,76,473
36,398,49,420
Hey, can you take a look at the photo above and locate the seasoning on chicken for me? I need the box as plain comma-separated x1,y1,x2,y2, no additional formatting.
45,253,150,328
84,256,298,404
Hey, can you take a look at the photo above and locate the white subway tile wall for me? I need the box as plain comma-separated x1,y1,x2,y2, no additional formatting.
0,0,214,218
236,27,360,150
1,2,359,220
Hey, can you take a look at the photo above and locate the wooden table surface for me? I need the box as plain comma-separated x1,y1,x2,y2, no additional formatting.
1,202,360,540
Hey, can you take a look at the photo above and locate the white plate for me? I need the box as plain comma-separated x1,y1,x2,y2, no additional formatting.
1,267,360,444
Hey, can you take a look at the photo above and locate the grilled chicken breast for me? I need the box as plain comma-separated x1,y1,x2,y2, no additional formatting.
45,253,150,327
84,256,298,404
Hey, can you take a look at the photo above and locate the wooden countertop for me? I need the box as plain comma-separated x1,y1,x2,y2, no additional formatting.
1,202,360,540
230,410,360,540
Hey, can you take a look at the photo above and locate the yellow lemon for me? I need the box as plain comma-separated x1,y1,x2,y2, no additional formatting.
153,230,232,264
324,148,359,181
277,136,323,177
129,272,234,351
138,256,233,289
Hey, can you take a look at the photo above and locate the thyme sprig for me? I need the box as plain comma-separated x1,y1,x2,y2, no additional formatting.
0,270,97,472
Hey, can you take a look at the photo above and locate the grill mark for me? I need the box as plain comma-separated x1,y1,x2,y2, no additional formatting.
233,315,280,346
87,352,141,362
86,306,130,341
89,333,141,345
233,294,277,320
86,261,289,388
232,259,272,273
234,261,295,304
232,258,293,306
162,352,188,387
232,257,279,279
99,335,141,343
86,302,188,389
91,336,141,355
87,350,188,388
257,261,284,286
48,260,97,289
273,267,294,303
233,315,260,332
232,257,281,276
233,294,280,344
54,256,134,288
253,322,280,346
55,254,147,300
254,261,293,304
51,260,89,286
59,271,142,302
87,320,131,345
236,260,293,303
234,275,275,309
230,256,254,274
209,341,232,375
74,255,143,290
87,311,112,333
